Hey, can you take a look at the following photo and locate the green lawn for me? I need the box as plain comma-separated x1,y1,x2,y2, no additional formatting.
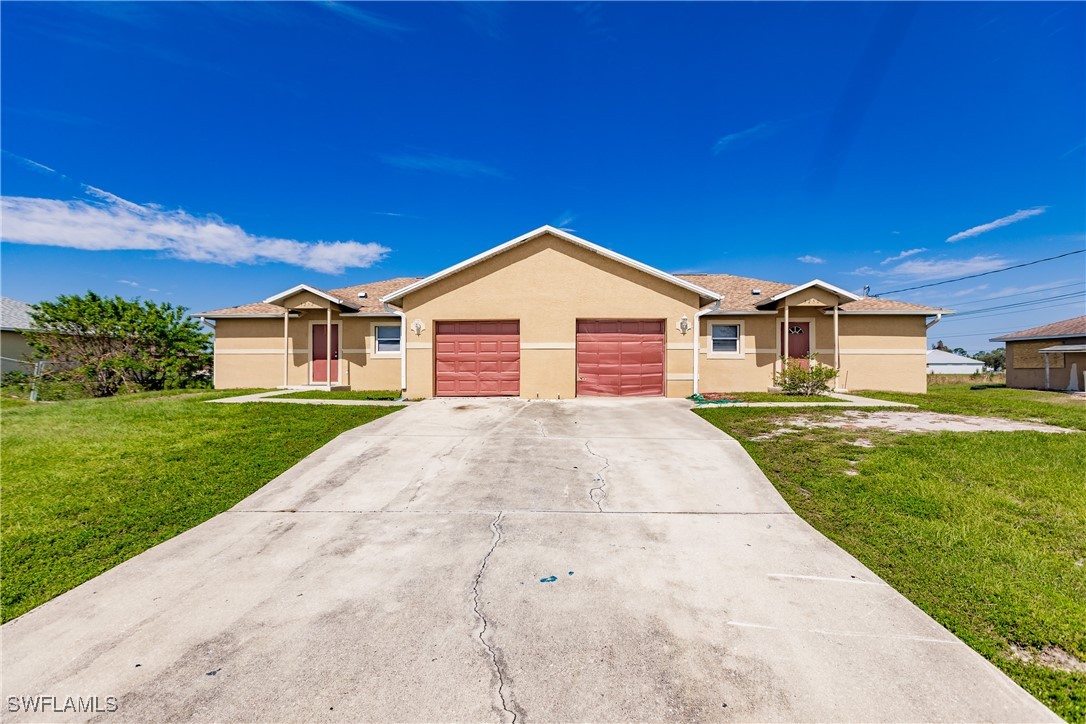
695,386,1086,720
269,389,402,401
0,390,402,622
698,391,838,403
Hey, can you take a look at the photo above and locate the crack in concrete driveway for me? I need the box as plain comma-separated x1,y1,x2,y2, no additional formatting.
0,397,1059,722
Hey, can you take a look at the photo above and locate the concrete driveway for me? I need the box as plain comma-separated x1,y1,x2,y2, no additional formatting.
1,398,1055,722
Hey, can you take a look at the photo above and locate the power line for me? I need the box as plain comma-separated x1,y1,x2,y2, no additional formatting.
938,298,1086,324
947,281,1085,309
939,292,1086,320
870,249,1086,297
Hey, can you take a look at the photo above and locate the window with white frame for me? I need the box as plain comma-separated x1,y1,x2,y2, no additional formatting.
375,325,401,353
710,323,741,354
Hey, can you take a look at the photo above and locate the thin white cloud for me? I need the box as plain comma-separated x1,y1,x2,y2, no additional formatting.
881,248,927,265
945,207,1047,243
379,152,504,179
318,2,411,33
851,254,1012,280
117,279,141,287
1,191,389,275
552,210,576,231
796,255,825,264
713,122,774,155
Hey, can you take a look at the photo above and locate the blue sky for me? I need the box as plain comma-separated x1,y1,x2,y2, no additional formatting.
2,1,1083,352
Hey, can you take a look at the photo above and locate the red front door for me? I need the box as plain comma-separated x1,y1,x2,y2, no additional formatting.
434,321,520,396
781,321,811,368
312,323,340,383
576,320,665,397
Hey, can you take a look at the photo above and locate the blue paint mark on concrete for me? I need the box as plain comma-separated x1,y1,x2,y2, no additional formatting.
540,575,558,583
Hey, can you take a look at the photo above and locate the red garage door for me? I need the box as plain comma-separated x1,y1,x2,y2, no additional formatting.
576,320,665,397
435,321,520,397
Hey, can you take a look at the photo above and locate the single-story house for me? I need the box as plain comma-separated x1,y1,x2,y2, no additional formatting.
1,297,37,376
198,226,949,398
991,315,1086,391
926,349,985,375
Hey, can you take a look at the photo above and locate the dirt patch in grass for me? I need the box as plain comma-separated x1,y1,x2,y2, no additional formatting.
1011,645,1086,674
751,410,1075,439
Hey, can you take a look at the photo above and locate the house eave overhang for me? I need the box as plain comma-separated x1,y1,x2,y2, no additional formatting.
826,309,953,316
380,225,721,305
990,332,1086,342
263,284,347,307
196,313,302,319
763,279,862,305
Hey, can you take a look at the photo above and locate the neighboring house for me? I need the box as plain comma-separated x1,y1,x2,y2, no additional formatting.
991,315,1086,391
198,226,949,398
0,297,37,376
926,349,985,375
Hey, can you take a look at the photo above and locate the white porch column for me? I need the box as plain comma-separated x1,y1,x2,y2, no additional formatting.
326,307,332,389
282,311,289,388
783,303,790,360
833,303,840,370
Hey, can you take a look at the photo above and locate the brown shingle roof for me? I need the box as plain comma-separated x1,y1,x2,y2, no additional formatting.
675,274,794,311
837,297,946,313
198,302,288,317
326,277,423,314
675,274,944,314
991,315,1086,341
198,278,424,317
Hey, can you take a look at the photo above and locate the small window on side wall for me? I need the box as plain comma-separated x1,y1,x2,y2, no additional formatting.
375,325,401,353
711,323,740,353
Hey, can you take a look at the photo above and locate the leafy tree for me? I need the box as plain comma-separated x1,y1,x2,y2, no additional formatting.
972,348,1006,372
932,340,950,351
26,292,212,397
951,347,969,357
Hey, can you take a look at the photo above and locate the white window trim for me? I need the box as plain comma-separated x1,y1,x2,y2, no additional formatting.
371,321,403,357
707,321,745,359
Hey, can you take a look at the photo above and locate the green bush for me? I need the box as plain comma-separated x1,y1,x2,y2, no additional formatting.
774,354,838,396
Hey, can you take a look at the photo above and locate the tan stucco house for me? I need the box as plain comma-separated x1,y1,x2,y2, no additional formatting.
198,226,948,398
992,315,1086,392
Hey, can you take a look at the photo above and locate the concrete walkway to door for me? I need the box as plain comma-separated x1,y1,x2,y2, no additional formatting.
1,398,1055,722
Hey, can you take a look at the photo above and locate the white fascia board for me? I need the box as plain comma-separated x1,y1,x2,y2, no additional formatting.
768,279,862,303
338,312,399,317
826,309,952,316
263,284,344,306
703,310,777,315
380,225,721,304
196,313,301,319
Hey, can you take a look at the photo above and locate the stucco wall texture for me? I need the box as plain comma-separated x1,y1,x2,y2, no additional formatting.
210,232,931,396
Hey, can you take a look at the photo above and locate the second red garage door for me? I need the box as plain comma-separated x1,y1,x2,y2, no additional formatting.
576,320,665,397
435,321,520,397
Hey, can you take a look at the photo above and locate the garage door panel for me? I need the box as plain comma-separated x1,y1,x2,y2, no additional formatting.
577,320,665,397
435,321,520,397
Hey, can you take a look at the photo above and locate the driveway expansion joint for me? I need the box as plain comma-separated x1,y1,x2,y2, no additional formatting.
471,511,521,724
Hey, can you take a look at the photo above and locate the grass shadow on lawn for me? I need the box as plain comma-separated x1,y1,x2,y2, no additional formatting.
695,393,1086,721
1,392,401,622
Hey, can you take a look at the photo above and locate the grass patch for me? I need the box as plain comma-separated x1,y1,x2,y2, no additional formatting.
269,389,401,401
855,382,1086,431
695,396,1086,720
0,391,402,622
709,392,838,403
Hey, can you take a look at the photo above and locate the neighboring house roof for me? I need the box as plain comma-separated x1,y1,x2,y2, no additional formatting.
0,297,36,331
380,226,721,305
926,349,982,365
990,315,1086,342
198,277,422,318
